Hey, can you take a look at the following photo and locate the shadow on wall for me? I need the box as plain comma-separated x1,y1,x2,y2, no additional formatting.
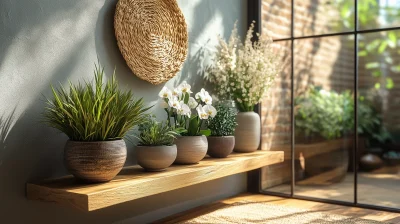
0,0,90,70
0,108,16,167
0,0,247,223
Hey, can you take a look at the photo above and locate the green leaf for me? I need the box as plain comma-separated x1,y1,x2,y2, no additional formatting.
174,127,187,134
365,62,380,69
184,93,189,104
388,31,397,48
375,83,381,89
199,129,211,137
358,50,368,57
378,41,388,54
187,116,200,136
366,39,381,52
372,70,382,77
386,78,394,89
385,56,393,64
391,65,400,72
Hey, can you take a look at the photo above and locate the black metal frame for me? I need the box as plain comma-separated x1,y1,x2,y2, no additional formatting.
247,0,400,213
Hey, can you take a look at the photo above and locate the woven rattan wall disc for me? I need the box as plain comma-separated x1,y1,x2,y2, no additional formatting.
114,0,188,85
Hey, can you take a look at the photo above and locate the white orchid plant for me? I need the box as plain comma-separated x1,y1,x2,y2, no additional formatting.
209,21,279,112
158,82,217,136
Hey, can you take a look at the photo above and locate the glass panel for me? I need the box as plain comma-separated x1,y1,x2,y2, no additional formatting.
261,40,292,194
262,0,292,39
358,31,400,208
294,0,355,37
293,35,355,202
358,0,400,30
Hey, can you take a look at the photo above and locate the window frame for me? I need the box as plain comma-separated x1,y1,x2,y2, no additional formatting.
248,0,400,213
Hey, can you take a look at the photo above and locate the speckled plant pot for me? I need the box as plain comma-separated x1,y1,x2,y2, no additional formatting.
234,112,260,153
207,136,235,158
174,136,208,164
136,145,177,171
64,139,127,183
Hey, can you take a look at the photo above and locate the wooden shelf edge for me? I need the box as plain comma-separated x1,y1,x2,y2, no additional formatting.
27,183,89,211
27,150,284,211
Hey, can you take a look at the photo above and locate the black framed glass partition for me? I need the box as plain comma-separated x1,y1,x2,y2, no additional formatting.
255,0,400,212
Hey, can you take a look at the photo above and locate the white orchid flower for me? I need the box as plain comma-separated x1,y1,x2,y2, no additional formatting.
158,87,172,99
195,88,206,100
172,88,182,98
177,101,191,117
203,105,217,118
188,97,198,109
178,81,193,94
203,94,213,105
168,97,181,109
195,88,213,104
196,105,209,120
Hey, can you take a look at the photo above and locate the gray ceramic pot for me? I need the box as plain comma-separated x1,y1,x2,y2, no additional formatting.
64,139,127,183
174,136,208,164
207,136,235,158
136,145,177,171
234,112,260,153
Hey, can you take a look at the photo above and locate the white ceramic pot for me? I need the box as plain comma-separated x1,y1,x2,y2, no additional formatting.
174,136,208,164
234,112,260,153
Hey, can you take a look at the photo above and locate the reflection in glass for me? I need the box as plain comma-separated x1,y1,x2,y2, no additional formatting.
294,0,355,37
358,31,400,208
293,35,355,202
358,0,400,30
261,41,292,194
262,0,292,39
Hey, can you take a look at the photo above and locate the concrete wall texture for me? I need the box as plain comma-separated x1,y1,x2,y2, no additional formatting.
0,0,247,223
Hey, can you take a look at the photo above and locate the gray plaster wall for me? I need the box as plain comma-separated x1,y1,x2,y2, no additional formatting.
0,0,247,223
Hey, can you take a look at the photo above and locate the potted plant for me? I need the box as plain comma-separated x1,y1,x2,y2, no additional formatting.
158,82,217,164
135,115,178,171
294,86,354,182
43,63,150,183
207,104,237,158
209,21,279,152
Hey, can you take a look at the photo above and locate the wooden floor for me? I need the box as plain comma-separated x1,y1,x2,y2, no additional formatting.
155,194,400,224
268,165,400,208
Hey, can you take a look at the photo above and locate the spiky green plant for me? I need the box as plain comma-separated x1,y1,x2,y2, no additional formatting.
137,115,177,146
43,63,151,141
208,104,237,136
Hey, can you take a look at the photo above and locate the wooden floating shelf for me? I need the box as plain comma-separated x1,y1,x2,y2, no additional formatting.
27,151,284,211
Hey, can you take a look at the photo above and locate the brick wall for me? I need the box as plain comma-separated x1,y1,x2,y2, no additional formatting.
260,0,400,189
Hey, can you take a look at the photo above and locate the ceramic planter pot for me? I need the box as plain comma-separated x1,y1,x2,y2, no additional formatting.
207,136,235,158
136,145,177,171
64,139,127,183
234,111,260,153
174,136,208,164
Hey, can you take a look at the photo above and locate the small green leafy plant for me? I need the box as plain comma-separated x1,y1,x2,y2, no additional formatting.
358,96,392,143
208,104,237,136
295,86,392,143
295,86,353,140
43,63,151,141
136,115,177,146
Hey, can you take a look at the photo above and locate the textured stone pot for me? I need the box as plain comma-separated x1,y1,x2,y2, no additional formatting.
136,145,177,171
207,136,235,158
234,112,260,153
64,139,127,183
174,136,208,164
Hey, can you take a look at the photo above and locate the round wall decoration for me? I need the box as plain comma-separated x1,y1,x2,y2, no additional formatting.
114,0,188,85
